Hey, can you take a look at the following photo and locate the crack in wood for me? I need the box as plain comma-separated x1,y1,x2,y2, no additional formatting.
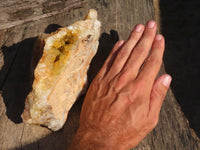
20,124,25,149
115,0,118,29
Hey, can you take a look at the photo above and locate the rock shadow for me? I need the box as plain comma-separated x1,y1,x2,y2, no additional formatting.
0,37,37,123
0,24,62,124
10,30,119,150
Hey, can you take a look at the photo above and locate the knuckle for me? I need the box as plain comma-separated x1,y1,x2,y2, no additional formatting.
144,29,156,38
135,79,146,91
95,75,103,83
117,71,129,84
147,57,161,66
117,48,128,58
129,82,146,99
148,116,159,128
93,74,105,85
109,78,120,93
111,71,129,91
134,46,146,56
90,80,98,90
152,85,166,100
90,76,104,93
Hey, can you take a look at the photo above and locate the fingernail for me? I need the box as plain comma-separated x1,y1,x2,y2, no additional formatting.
135,24,143,32
147,20,155,28
118,40,125,46
155,34,162,41
162,75,172,88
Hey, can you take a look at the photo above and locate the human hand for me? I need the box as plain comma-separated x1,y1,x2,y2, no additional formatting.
69,20,172,150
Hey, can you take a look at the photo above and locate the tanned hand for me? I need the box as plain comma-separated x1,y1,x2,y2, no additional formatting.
69,20,172,150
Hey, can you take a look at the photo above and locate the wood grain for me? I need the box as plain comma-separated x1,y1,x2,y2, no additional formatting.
0,0,87,30
0,0,199,149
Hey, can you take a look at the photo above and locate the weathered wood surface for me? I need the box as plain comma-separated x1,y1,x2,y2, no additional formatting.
0,0,87,30
0,0,199,149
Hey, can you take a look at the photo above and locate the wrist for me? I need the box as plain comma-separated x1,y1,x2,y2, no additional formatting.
69,127,122,150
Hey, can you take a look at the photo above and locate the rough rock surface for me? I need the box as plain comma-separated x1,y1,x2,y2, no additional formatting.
22,9,101,131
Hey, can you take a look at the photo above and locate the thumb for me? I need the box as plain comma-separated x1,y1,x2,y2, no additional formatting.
148,74,172,119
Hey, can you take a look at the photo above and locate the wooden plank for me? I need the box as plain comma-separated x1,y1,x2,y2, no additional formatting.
0,0,199,150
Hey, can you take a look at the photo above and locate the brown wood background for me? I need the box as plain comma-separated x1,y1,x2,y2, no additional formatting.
0,0,199,149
